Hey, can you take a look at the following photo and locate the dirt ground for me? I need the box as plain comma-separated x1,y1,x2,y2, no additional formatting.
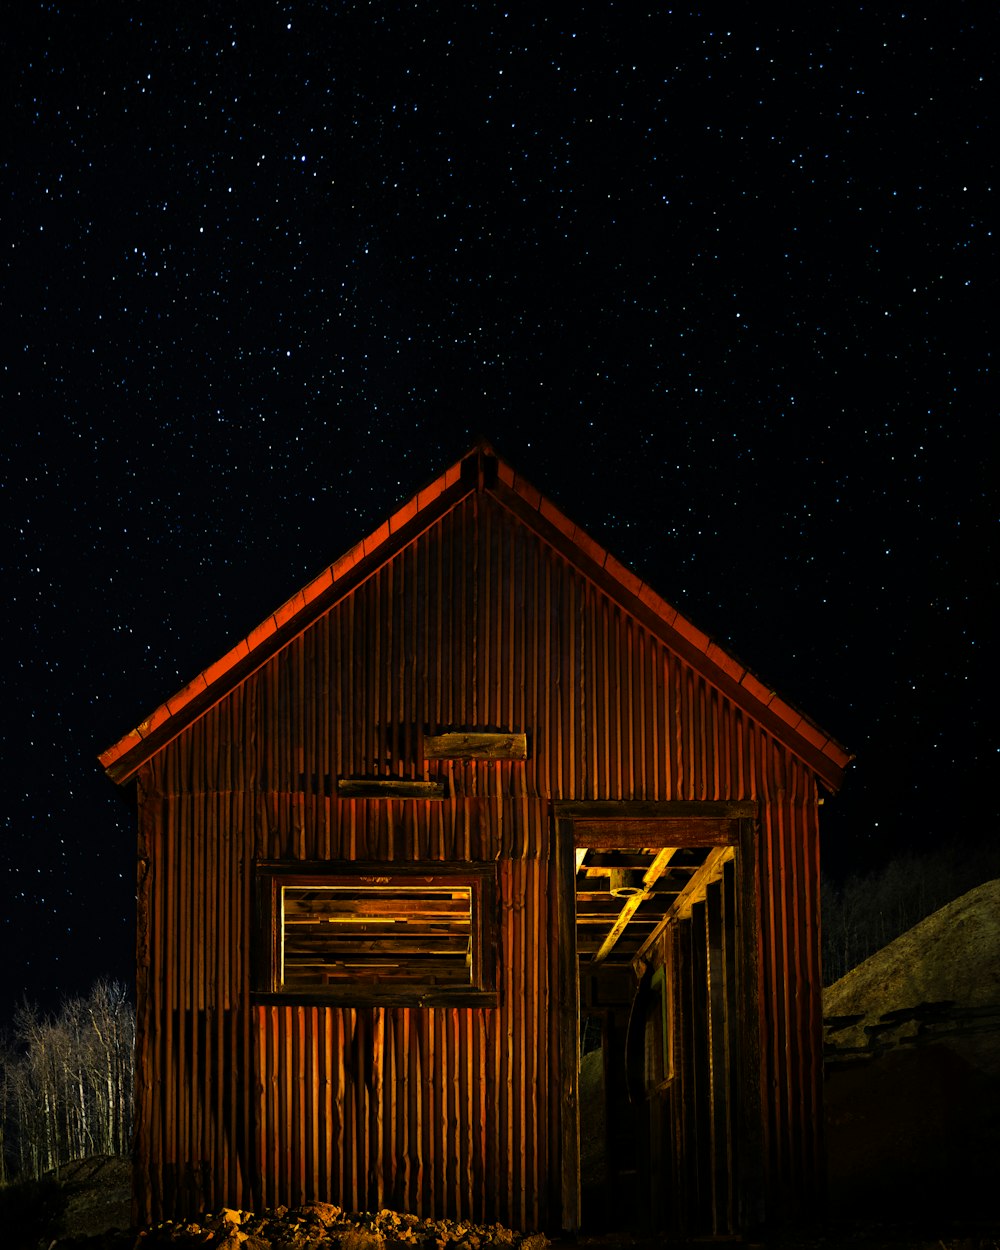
0,1155,130,1248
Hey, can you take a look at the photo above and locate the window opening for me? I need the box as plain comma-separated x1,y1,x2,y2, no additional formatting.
255,863,497,1006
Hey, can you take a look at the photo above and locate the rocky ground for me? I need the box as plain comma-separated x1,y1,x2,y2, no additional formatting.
0,1159,552,1250
130,1202,547,1250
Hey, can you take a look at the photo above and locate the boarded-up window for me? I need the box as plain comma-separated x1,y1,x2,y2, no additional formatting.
255,863,498,1006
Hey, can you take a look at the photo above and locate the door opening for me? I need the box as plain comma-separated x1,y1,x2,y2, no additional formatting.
557,804,755,1239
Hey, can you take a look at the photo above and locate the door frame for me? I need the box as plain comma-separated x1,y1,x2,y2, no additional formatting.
553,800,761,1234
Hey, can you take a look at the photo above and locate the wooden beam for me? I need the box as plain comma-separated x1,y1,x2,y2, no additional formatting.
423,731,528,760
576,896,673,919
583,851,671,869
735,816,765,1226
554,800,758,821
555,817,581,1231
572,819,740,848
336,779,447,800
631,846,735,973
286,897,470,918
258,859,492,879
254,986,498,1008
641,848,677,888
670,847,735,920
591,848,675,965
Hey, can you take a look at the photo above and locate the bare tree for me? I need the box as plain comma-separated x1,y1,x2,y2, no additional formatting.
0,981,134,1181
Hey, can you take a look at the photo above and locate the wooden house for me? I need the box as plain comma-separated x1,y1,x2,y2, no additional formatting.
100,442,851,1236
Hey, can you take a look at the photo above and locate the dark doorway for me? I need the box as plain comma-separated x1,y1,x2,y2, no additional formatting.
556,803,756,1238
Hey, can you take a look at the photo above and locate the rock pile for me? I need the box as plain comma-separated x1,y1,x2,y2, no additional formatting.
131,1203,548,1250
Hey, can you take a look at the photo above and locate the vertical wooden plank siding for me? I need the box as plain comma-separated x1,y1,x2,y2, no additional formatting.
249,868,551,1225
133,491,826,1227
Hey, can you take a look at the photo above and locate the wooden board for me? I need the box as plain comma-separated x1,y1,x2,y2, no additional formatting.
423,732,528,760
336,779,447,799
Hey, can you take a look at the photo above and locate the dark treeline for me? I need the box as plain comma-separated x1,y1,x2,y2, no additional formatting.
822,838,1000,985
0,980,134,1184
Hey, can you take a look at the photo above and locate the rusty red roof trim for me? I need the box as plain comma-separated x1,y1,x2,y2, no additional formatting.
98,729,141,769
538,494,574,538
166,673,208,716
99,441,851,784
739,671,775,707
203,651,239,687
571,526,607,568
245,616,276,654
486,463,850,783
672,613,712,653
417,479,445,511
638,582,678,627
792,716,832,755
363,520,390,557
329,547,357,581
511,473,542,512
389,496,419,533
487,470,850,780
138,702,174,739
705,641,747,685
99,450,471,775
603,552,643,600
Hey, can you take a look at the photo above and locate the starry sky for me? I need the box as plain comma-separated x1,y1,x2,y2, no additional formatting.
2,5,994,1025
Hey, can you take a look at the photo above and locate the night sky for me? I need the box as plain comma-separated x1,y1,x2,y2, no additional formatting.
2,6,994,1026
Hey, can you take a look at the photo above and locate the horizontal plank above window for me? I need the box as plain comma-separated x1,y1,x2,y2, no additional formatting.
336,778,447,799
252,988,499,1009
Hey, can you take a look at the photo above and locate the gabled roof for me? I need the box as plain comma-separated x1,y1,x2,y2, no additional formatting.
99,441,852,790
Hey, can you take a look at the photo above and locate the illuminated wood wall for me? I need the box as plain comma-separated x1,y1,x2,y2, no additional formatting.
132,488,828,1230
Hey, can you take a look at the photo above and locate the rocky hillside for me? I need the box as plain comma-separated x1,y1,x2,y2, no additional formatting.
825,878,1000,1021
823,879,1000,1222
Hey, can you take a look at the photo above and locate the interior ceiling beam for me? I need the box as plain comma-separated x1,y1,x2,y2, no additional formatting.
631,846,735,973
576,899,670,916
583,852,665,869
590,847,675,966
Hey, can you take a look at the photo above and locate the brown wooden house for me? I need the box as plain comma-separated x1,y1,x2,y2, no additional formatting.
100,441,851,1236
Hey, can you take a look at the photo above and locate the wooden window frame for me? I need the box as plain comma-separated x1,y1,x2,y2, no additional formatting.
253,861,499,1007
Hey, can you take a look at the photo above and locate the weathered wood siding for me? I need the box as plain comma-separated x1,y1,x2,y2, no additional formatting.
133,489,824,1227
